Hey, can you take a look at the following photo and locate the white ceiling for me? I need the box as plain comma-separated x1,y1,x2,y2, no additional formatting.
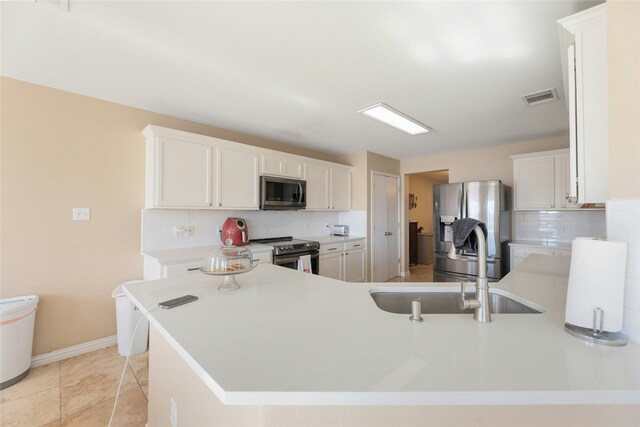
1,1,600,160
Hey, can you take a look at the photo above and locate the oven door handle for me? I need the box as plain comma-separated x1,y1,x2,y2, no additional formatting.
274,252,319,264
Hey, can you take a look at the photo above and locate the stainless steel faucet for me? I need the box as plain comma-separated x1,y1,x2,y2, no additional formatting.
450,225,491,323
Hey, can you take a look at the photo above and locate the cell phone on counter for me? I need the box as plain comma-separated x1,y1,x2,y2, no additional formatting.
158,295,198,309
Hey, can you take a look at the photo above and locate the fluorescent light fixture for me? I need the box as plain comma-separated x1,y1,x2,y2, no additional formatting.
358,103,431,135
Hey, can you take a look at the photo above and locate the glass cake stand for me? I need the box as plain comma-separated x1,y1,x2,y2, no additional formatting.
199,246,254,291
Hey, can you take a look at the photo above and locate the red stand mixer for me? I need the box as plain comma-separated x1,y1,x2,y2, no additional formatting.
220,217,249,246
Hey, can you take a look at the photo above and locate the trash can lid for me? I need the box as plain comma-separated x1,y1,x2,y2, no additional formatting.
0,295,39,317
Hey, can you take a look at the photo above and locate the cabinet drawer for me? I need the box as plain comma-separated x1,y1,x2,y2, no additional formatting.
320,243,344,255
251,250,273,265
345,240,365,251
162,260,204,278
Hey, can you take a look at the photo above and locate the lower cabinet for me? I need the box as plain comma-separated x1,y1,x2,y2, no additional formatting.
319,240,365,282
510,245,571,271
143,248,273,280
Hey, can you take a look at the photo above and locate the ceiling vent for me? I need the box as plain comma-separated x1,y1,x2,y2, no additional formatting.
521,88,558,106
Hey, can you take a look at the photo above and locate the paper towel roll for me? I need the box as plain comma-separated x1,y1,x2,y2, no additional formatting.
565,237,627,332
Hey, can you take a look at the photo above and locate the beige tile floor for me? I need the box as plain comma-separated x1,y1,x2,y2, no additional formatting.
387,263,434,282
0,346,148,427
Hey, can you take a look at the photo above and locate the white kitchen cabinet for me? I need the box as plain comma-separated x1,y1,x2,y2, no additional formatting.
343,241,365,282
249,249,273,266
143,246,273,280
330,167,351,211
558,4,609,204
512,149,582,211
260,155,303,178
319,239,365,282
510,244,571,271
146,136,214,208
319,250,343,281
305,162,352,211
143,125,353,211
304,163,331,210
216,147,259,209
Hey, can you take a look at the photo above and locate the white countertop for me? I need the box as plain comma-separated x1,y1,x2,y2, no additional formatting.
308,235,366,245
124,255,640,406
143,243,274,263
509,240,572,250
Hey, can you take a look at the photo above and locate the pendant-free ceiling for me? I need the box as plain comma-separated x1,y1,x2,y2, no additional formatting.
358,103,431,135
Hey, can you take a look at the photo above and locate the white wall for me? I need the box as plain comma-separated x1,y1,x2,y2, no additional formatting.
606,199,640,343
142,209,366,251
514,210,606,243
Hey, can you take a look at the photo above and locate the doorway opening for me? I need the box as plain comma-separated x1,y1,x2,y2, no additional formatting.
399,169,449,283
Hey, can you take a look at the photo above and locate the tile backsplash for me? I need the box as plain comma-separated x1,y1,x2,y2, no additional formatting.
514,210,606,243
141,209,367,251
606,199,640,343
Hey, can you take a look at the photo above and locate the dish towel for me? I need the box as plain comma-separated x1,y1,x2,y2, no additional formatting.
297,255,312,273
451,218,487,253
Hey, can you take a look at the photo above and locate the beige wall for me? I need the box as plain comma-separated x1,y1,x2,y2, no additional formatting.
608,0,640,199
408,175,444,235
402,135,568,187
0,77,340,355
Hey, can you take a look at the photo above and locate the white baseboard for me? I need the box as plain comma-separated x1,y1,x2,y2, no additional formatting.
31,335,117,368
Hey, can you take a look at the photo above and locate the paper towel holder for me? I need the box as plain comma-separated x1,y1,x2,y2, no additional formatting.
565,307,627,346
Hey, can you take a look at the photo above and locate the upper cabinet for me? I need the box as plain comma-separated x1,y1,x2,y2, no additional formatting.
216,147,259,209
512,149,582,211
558,4,608,204
304,162,351,211
145,134,214,208
143,125,352,211
260,154,303,179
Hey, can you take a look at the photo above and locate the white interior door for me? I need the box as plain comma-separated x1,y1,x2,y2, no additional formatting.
371,173,400,282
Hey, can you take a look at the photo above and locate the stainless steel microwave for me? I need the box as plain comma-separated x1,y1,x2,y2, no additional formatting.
260,176,306,210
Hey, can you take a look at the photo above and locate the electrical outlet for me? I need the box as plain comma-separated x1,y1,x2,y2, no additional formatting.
186,226,195,237
170,398,177,427
561,224,569,233
174,226,184,238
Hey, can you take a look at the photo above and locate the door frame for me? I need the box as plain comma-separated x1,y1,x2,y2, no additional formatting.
370,171,401,282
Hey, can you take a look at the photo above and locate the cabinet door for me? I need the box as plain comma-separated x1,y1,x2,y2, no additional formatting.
344,249,365,282
330,168,351,211
305,163,330,210
556,154,580,209
574,17,608,203
261,155,303,178
216,148,259,209
319,252,343,280
514,157,556,210
156,137,213,208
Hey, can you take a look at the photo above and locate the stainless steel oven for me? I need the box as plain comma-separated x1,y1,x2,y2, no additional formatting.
273,251,319,275
250,237,320,275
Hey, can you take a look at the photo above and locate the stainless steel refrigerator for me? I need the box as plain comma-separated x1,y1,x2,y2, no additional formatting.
433,180,511,282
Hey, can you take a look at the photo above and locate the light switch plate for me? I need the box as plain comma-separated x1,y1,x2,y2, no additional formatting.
72,208,90,221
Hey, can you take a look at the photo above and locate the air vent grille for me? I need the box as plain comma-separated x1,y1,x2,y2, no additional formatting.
521,88,558,106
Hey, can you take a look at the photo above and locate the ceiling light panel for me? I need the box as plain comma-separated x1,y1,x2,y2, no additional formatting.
358,103,431,135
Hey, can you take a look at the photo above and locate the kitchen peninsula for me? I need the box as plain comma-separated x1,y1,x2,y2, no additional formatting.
124,256,640,426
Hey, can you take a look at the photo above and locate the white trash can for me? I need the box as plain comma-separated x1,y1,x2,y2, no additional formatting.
112,281,148,357
1,295,39,389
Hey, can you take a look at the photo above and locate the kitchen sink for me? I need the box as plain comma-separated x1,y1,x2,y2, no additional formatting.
370,289,541,314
